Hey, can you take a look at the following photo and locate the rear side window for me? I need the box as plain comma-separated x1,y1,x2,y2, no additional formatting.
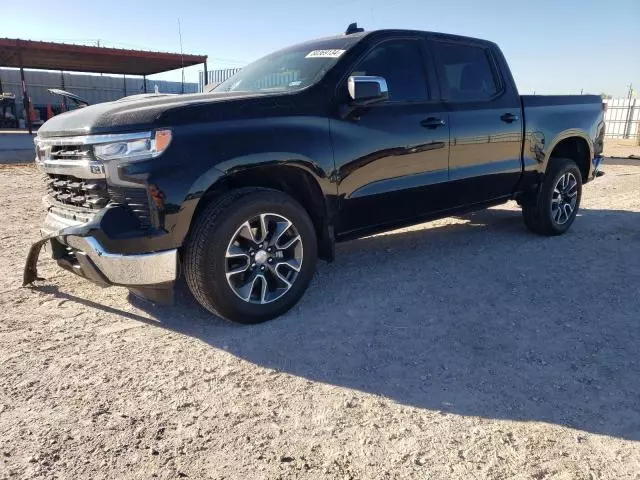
352,39,429,102
431,41,500,101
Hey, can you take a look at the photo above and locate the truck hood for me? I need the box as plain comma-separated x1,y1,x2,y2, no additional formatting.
37,91,293,138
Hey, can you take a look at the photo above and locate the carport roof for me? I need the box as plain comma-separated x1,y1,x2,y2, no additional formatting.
0,38,207,76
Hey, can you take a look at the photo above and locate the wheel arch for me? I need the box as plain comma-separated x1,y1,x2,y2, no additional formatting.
187,156,335,262
545,131,593,183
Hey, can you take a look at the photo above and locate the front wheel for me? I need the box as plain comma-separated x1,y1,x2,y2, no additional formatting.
522,158,583,236
184,188,317,324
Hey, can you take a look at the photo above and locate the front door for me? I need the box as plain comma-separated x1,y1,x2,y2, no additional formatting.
331,37,451,237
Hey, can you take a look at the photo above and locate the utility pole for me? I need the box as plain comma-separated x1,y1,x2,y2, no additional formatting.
178,18,185,94
624,83,634,139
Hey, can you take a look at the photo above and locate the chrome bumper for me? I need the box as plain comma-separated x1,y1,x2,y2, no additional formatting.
41,209,178,286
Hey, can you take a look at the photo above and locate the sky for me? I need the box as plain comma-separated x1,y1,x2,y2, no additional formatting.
3,0,639,96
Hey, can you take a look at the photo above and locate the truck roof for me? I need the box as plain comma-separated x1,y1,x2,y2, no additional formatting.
289,28,496,51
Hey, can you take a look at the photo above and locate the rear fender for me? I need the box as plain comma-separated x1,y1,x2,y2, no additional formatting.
543,129,594,171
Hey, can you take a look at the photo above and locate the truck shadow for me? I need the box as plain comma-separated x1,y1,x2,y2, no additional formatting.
603,157,640,167
40,206,640,440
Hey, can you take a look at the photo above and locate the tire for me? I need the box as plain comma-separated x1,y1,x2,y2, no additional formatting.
522,157,583,236
184,188,317,324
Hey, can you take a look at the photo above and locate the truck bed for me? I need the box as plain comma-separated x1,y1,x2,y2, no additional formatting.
521,94,604,163
521,94,602,108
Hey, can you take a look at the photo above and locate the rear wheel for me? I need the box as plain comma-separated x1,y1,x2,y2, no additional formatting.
184,188,317,324
522,157,583,236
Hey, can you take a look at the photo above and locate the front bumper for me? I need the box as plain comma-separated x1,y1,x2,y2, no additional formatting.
41,208,177,286
24,206,178,303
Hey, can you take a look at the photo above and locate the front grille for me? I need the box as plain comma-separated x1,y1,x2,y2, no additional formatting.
45,174,109,209
44,174,152,230
50,145,94,161
39,138,153,229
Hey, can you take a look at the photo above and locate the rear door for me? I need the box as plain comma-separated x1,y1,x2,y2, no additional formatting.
332,37,451,236
428,38,523,205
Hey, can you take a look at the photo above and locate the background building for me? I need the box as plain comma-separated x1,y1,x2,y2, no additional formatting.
0,67,198,122
0,38,207,131
199,68,241,91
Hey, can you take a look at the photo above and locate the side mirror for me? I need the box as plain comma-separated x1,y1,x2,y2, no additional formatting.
348,76,389,106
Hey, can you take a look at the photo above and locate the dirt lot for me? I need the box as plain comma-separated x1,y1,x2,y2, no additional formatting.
1,159,639,480
604,139,640,159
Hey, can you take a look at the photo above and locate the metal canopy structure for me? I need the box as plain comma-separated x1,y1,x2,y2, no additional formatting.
0,38,207,75
0,38,208,133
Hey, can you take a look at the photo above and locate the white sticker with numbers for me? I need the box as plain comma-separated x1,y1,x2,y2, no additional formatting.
305,49,346,59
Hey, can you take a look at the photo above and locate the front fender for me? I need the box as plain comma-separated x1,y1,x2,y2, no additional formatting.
162,153,334,251
216,152,331,189
147,116,336,250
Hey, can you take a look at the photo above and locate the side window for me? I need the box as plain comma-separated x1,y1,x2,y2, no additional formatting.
352,40,429,102
431,42,500,101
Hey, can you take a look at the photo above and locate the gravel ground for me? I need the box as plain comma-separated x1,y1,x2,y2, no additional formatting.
603,139,639,159
1,160,639,480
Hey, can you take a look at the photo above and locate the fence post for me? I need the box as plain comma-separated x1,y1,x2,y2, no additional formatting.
630,97,638,145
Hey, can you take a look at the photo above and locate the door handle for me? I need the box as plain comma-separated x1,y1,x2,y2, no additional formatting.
421,117,446,129
500,113,519,123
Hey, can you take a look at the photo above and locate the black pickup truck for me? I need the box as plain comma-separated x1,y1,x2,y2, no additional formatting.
25,26,605,323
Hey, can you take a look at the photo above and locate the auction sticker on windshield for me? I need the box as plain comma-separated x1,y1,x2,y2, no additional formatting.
305,49,346,58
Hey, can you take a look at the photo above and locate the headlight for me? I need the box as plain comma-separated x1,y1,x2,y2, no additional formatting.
94,130,172,161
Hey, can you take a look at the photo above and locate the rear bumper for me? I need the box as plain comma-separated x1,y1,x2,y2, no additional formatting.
586,155,604,182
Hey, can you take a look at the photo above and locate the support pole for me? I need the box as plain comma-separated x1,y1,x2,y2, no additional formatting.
143,75,147,94
60,70,67,111
203,60,208,90
20,69,32,134
18,41,33,134
123,74,127,97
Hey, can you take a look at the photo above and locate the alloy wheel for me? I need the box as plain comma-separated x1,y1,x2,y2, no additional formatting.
550,172,578,225
225,213,303,304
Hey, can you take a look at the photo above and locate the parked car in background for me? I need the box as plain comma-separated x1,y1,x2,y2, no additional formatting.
48,89,90,109
25,25,605,323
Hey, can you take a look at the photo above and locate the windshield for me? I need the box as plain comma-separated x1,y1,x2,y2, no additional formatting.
214,37,360,94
